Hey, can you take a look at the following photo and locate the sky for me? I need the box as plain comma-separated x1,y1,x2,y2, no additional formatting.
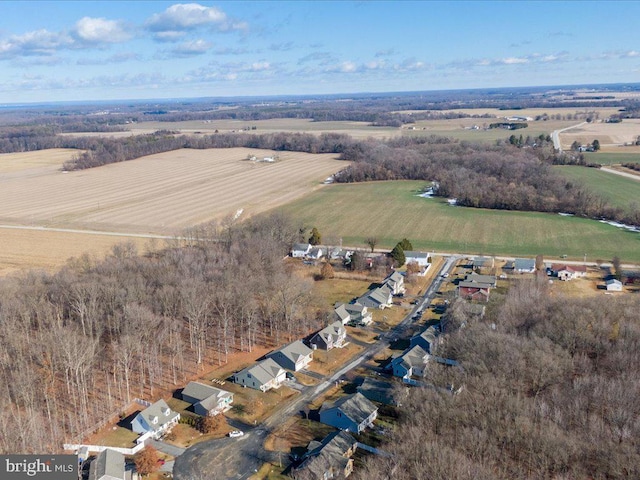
0,1,639,104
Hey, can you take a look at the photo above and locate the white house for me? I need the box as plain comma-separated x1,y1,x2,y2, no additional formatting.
404,251,431,267
291,243,311,258
233,358,287,392
266,340,314,371
309,322,347,351
606,279,623,291
130,400,180,439
383,270,406,295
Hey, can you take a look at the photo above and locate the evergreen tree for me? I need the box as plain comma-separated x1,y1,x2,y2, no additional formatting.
391,244,406,267
308,227,322,246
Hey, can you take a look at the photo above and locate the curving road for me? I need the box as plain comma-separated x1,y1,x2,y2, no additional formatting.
551,122,586,152
173,256,459,480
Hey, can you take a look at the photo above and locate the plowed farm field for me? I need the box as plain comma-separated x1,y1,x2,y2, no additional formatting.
0,147,344,273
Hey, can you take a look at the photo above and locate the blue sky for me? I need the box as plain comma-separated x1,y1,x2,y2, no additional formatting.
0,1,639,103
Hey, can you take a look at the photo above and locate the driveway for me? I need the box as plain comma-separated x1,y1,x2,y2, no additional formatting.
148,439,186,457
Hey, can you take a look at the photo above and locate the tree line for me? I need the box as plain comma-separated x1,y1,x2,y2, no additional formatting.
356,279,640,480
336,135,640,226
0,213,324,454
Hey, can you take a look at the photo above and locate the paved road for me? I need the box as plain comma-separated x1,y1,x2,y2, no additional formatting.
173,257,459,480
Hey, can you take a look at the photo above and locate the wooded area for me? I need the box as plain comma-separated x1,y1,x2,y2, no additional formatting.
0,213,323,453
356,280,640,480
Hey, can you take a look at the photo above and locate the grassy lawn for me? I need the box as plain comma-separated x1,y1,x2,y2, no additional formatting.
87,425,138,448
305,342,364,376
554,166,640,211
584,151,640,165
278,180,640,263
225,385,299,425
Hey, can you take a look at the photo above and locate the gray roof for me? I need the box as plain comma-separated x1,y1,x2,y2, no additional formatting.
465,273,496,284
606,278,622,285
404,251,429,259
344,302,365,314
472,256,491,267
183,381,232,407
321,392,377,425
312,321,346,344
182,382,219,402
90,449,124,480
292,243,311,252
514,258,536,270
359,285,392,306
392,345,429,371
301,431,356,478
413,326,437,347
334,304,351,323
384,270,404,284
138,399,179,430
270,340,312,364
459,281,493,289
239,358,285,385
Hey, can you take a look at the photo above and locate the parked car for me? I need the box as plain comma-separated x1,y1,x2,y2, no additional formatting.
228,430,244,438
441,273,449,278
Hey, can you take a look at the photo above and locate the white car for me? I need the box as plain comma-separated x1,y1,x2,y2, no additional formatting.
228,430,244,438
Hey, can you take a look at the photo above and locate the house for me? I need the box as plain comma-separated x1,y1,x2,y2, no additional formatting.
357,285,393,310
307,247,324,260
330,248,353,262
383,270,405,295
319,393,378,434
130,399,180,439
606,279,623,291
334,302,373,326
404,251,430,267
409,326,438,354
89,449,125,480
267,340,313,371
551,264,587,281
181,382,233,416
309,321,347,351
457,273,497,302
333,304,352,325
233,358,287,392
390,345,430,381
464,273,497,287
472,256,494,271
296,431,358,479
291,243,311,258
357,378,399,406
514,258,536,273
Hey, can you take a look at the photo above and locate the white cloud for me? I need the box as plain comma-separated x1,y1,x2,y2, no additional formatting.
250,61,270,71
146,3,245,39
74,17,131,44
172,39,211,56
501,57,529,65
0,29,73,58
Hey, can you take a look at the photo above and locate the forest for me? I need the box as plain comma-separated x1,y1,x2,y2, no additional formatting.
0,213,324,454
356,280,640,480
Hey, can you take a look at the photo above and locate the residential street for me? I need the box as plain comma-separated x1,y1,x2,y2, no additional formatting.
173,256,459,480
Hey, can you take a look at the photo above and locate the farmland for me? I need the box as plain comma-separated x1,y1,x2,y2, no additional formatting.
279,180,640,262
554,166,640,210
0,147,344,234
583,151,640,165
558,118,640,150
0,147,345,273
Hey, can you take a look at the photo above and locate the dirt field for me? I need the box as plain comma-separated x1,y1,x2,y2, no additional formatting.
0,228,152,276
0,147,344,234
0,147,344,273
559,119,640,149
0,148,80,173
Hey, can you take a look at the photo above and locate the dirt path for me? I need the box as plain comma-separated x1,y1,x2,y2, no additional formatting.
600,166,640,181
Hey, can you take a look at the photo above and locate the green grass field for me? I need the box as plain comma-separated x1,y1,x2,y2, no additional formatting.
583,151,640,165
554,166,640,211
278,181,640,263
